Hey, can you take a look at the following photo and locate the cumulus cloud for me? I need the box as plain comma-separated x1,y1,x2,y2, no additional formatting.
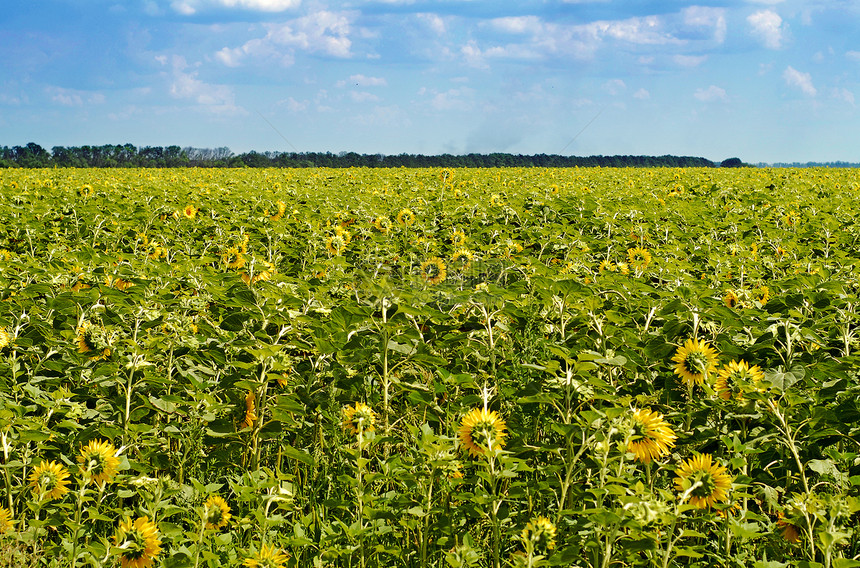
748,10,784,49
694,85,727,102
171,0,300,15
783,66,816,96
417,13,446,35
681,6,726,43
418,86,475,112
603,79,626,95
216,11,354,67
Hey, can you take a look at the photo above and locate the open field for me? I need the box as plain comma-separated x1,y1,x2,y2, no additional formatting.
1,167,859,567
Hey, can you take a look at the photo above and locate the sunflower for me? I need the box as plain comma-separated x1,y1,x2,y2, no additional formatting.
452,229,467,247
242,260,276,286
223,246,246,270
342,402,376,435
239,391,257,430
451,248,474,273
79,184,94,198
396,208,415,226
0,327,11,350
627,247,652,271
113,516,162,568
203,495,232,530
598,260,616,273
674,454,732,509
269,200,286,221
521,516,557,552
754,285,770,305
183,205,197,219
325,227,351,256
671,338,719,387
459,408,507,457
28,460,71,501
76,321,111,360
243,543,289,568
723,289,739,309
0,506,13,534
373,216,391,233
78,439,121,486
627,408,677,464
420,257,447,285
715,359,765,400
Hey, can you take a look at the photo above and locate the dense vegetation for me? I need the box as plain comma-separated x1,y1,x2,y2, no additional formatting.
1,166,859,568
0,143,724,169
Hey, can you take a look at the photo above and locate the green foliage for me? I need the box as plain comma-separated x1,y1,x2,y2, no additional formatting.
0,166,859,567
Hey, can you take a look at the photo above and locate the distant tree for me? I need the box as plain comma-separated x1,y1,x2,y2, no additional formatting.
720,157,745,168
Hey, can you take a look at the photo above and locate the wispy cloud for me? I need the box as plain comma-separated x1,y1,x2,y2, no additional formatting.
694,85,727,102
165,55,244,114
783,66,816,96
47,86,105,106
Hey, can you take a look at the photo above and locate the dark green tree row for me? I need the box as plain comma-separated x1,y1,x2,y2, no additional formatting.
0,142,726,168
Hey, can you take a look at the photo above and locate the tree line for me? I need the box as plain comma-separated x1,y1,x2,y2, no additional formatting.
0,142,732,169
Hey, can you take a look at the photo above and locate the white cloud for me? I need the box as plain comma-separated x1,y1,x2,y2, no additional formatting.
417,13,446,35
216,11,354,66
847,51,860,62
694,85,727,102
167,56,244,114
674,54,707,67
603,79,626,95
783,66,816,96
423,87,475,111
171,0,300,15
350,91,380,103
748,10,784,49
47,87,105,107
830,88,855,106
682,6,726,43
337,74,387,88
633,88,649,100
490,16,544,35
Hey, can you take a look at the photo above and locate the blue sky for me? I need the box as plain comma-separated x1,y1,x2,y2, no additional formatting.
1,0,859,163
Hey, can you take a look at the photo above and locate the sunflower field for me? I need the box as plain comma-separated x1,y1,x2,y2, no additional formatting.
1,166,860,568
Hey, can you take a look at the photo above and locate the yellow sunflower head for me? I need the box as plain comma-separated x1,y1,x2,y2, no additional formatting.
342,402,376,435
243,543,289,568
183,205,197,219
326,230,351,255
0,327,11,350
459,408,507,457
373,216,391,233
222,246,247,270
396,208,415,226
420,257,447,285
715,359,765,400
754,285,770,305
203,495,232,530
674,453,732,509
0,506,14,534
671,338,719,387
627,408,677,464
452,229,467,247
113,516,162,568
28,460,71,501
521,516,557,553
598,260,616,273
627,247,652,271
451,248,474,273
78,439,121,486
723,289,740,309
